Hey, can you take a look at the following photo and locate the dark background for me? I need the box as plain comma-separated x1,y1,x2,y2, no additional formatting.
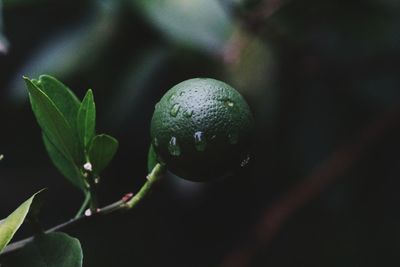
1,0,400,266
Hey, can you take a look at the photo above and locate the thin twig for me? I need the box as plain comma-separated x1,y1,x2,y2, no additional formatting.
220,106,400,267
0,193,131,256
0,164,165,257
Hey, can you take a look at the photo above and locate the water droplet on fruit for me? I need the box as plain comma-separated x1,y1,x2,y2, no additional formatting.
194,131,207,151
153,137,159,147
168,137,181,156
228,133,239,144
170,104,180,117
184,109,193,117
240,155,251,167
224,100,234,107
169,94,176,102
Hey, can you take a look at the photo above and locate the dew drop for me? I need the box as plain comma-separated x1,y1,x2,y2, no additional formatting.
228,133,239,144
184,109,193,117
169,94,176,102
194,131,207,151
170,104,180,117
224,100,234,107
240,155,251,167
168,137,181,156
83,162,92,172
84,209,92,216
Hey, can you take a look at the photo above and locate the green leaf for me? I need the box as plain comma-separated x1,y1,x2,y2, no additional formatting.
42,134,87,191
32,75,81,133
77,89,96,150
88,134,118,175
24,77,79,164
1,232,83,267
147,144,158,173
134,0,233,53
0,190,45,253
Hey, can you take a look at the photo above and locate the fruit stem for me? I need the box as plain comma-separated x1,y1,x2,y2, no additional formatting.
124,163,165,209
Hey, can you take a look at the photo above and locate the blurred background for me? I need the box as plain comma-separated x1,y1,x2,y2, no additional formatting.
1,0,400,266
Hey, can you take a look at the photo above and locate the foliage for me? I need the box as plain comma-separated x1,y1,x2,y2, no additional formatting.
25,75,118,193
0,76,122,266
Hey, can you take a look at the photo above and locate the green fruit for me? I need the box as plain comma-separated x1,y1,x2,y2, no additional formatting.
150,78,254,181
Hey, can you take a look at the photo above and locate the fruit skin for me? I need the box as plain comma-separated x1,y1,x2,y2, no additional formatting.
150,78,254,182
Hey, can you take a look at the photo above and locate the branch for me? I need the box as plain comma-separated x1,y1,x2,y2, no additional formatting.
0,163,165,256
220,105,400,267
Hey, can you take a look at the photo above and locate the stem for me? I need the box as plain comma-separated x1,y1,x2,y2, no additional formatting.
86,173,99,212
74,192,91,219
0,163,165,257
124,163,165,209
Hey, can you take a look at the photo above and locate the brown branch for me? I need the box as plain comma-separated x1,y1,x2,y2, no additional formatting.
220,105,400,267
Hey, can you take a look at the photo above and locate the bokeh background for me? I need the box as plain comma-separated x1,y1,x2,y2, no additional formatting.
1,0,400,266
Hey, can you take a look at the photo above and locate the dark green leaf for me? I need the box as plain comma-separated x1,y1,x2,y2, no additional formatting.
0,190,46,253
1,232,83,267
147,144,158,173
42,134,87,191
88,134,118,174
77,89,96,150
32,75,81,133
25,77,79,163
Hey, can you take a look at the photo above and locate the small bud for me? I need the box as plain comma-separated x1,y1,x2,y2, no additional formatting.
0,154,3,161
83,162,93,172
84,209,92,216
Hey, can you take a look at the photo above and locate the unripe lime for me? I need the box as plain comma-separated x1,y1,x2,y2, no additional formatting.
150,78,254,181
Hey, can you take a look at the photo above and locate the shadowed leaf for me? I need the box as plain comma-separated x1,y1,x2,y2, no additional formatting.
1,232,83,267
88,134,118,175
42,134,87,191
